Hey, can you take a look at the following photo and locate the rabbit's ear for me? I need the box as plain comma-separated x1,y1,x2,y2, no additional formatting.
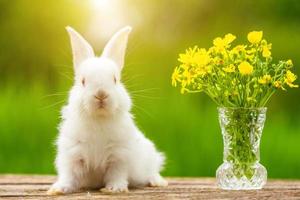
66,26,95,70
102,26,132,70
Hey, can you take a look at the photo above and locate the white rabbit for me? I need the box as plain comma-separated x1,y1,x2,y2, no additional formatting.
47,26,167,195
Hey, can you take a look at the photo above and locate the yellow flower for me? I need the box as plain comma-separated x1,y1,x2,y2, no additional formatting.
286,59,293,67
273,81,281,88
245,48,256,60
172,31,299,100
193,49,211,66
224,33,236,45
238,61,253,75
222,64,235,73
213,37,225,48
213,33,236,49
245,54,255,60
284,70,298,88
183,69,193,85
178,46,197,65
246,48,256,55
273,80,286,90
247,31,263,44
178,47,212,71
262,46,271,58
232,45,246,54
261,41,272,58
194,65,211,77
258,75,272,84
172,67,181,87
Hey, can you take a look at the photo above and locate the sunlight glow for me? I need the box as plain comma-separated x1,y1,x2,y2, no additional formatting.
90,0,111,9
87,0,140,45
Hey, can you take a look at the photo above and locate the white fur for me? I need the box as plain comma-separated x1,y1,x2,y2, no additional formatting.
47,26,167,195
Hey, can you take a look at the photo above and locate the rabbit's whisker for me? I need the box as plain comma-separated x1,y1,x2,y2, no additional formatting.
132,103,153,119
41,92,68,99
130,88,159,93
40,99,66,110
131,94,161,100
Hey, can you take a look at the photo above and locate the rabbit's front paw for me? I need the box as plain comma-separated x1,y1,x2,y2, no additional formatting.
149,174,168,187
100,182,128,194
47,182,77,195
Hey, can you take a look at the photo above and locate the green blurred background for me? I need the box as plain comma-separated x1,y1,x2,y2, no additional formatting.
0,0,299,178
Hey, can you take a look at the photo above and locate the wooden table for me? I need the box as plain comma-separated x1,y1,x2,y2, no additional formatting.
0,175,299,199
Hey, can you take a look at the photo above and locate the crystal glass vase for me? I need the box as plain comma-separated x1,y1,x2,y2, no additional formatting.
216,107,267,190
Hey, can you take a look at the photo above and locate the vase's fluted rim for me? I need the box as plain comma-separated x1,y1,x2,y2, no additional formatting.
217,107,267,112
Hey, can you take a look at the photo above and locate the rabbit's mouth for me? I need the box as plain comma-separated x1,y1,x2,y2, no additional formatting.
98,103,106,109
85,97,116,116
97,98,109,109
95,102,113,115
94,97,108,110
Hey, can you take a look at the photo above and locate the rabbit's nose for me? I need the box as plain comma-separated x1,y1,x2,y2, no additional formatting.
94,90,108,100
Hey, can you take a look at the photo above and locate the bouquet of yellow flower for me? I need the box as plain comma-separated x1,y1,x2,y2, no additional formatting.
172,31,298,107
171,31,298,190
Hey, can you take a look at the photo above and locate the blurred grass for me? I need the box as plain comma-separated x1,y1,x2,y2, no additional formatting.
0,0,300,178
0,82,299,178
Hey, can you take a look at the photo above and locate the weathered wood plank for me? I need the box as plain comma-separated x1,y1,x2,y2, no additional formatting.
0,175,300,199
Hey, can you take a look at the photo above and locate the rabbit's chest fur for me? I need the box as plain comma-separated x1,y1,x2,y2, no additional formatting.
57,107,137,172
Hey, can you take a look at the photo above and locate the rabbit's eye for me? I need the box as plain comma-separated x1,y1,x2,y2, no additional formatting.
81,78,85,86
113,76,117,84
